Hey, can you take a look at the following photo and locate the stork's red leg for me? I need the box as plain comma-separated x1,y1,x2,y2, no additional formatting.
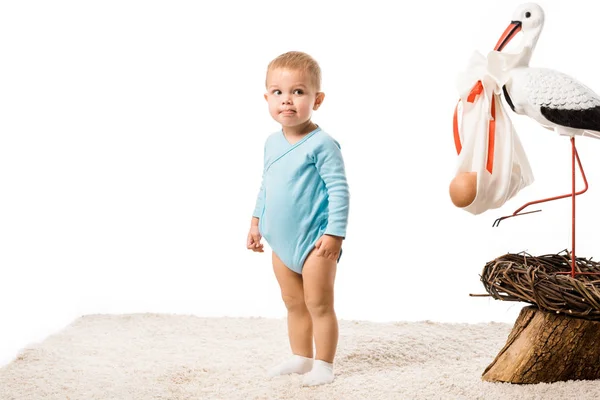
492,137,588,229
571,137,577,277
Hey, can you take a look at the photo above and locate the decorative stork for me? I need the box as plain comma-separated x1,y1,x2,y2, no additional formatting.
491,3,600,277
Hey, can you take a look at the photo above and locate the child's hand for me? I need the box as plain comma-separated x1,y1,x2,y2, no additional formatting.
314,234,343,261
247,226,264,253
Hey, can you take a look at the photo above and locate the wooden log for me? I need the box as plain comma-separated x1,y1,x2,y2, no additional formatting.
483,305,600,384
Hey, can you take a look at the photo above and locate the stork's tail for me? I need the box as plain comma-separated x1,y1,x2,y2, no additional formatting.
582,130,600,139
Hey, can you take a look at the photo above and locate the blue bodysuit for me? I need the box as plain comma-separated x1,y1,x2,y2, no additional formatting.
253,127,350,274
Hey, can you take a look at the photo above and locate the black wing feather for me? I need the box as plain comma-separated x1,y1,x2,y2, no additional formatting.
541,106,600,132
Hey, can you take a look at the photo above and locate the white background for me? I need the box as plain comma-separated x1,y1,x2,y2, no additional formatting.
2,0,600,366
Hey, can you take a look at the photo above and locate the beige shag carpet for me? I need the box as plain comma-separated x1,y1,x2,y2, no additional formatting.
1,314,600,399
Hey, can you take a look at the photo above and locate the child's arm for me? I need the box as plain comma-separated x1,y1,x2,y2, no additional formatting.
252,139,268,219
252,180,265,221
314,138,350,239
248,183,265,252
248,141,267,253
312,137,349,260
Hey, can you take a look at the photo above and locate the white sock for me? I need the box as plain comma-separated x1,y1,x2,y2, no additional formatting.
302,359,334,386
267,354,313,377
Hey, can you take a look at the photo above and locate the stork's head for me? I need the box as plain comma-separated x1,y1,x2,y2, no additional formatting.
494,3,545,52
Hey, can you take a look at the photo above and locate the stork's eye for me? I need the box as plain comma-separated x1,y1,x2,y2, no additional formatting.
525,11,531,18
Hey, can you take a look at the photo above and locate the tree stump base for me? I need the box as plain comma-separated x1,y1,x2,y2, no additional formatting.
483,306,600,384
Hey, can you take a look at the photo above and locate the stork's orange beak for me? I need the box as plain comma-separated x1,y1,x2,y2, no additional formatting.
494,21,522,51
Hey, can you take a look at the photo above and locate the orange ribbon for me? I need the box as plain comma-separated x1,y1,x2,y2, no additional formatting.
453,80,495,174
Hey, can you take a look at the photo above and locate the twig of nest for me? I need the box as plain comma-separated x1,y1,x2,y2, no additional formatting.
478,250,600,320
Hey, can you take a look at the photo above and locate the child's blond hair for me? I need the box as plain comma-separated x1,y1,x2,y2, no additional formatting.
266,51,322,91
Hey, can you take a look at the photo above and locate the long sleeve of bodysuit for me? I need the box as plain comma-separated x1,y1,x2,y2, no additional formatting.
313,138,350,238
252,142,267,219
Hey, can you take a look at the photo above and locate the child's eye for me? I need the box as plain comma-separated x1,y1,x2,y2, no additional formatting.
272,89,282,95
293,89,304,95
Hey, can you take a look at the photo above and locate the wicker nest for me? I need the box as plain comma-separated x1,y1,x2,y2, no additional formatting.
481,250,600,320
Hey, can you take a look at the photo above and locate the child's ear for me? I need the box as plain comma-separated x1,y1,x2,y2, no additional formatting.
264,93,268,102
313,92,325,110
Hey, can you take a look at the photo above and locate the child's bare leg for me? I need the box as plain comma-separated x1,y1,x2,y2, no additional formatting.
267,252,313,377
301,250,338,386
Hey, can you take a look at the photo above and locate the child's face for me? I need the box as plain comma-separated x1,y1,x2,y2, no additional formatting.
264,68,324,130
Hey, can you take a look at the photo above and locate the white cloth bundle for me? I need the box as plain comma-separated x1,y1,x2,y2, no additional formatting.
453,51,534,215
